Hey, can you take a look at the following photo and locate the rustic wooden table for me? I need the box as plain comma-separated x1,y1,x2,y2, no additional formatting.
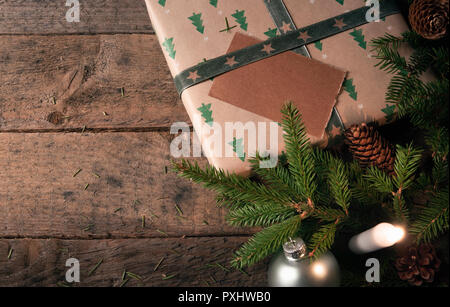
0,0,265,287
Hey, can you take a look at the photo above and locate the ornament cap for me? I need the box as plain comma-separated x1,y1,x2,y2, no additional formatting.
283,237,307,261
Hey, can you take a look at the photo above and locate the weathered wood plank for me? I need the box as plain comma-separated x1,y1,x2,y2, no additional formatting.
0,237,267,287
0,0,153,34
0,34,187,131
0,132,255,238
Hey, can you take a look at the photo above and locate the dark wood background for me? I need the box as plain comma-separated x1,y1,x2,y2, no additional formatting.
0,0,410,287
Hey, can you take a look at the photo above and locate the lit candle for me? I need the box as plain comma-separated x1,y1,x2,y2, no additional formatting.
349,223,405,254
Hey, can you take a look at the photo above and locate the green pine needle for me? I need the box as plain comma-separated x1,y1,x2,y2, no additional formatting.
231,215,301,268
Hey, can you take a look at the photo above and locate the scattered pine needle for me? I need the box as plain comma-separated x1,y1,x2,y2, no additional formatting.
206,263,230,273
169,248,181,255
126,271,143,281
83,223,94,232
238,268,250,276
114,208,123,213
154,257,165,272
175,204,183,216
149,211,159,219
84,183,89,190
119,279,129,287
88,258,103,276
73,169,82,177
162,274,176,280
57,281,71,287
156,229,168,236
7,248,13,260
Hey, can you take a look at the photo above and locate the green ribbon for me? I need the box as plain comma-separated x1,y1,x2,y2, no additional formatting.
174,0,400,95
263,0,311,57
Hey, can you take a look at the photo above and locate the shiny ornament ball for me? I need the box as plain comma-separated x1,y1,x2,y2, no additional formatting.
267,251,340,287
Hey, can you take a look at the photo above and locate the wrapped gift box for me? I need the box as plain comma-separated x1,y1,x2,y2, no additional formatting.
144,0,410,175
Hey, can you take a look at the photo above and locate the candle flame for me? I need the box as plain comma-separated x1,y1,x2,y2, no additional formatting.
375,223,405,246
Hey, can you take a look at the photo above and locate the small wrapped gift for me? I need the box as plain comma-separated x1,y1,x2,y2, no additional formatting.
144,0,410,175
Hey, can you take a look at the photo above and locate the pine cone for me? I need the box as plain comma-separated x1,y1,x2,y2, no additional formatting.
344,123,395,176
395,244,441,286
409,0,449,40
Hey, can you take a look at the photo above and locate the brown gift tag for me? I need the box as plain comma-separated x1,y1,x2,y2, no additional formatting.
209,33,347,140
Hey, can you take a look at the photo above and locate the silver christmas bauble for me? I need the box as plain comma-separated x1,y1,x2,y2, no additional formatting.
267,238,340,287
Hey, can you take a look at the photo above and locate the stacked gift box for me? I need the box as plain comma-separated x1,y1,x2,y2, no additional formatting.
145,0,410,175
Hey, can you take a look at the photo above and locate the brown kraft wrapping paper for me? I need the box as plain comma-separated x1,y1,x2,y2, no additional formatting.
144,0,411,175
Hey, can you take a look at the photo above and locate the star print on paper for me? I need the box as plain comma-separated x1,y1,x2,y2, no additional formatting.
280,21,293,34
224,56,239,67
328,125,343,137
333,18,347,30
261,43,275,54
298,31,312,42
187,70,201,82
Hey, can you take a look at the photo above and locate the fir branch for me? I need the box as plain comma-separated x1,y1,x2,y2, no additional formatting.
226,203,296,227
173,160,292,206
364,166,394,194
312,207,347,222
326,155,352,214
392,191,409,223
215,193,246,209
231,215,301,268
393,144,423,191
410,188,449,243
248,153,301,201
281,102,317,202
431,157,449,192
307,221,338,259
425,126,449,161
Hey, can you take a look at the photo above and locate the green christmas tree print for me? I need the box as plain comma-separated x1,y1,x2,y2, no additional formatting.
189,13,205,34
229,137,246,162
197,103,214,127
158,0,166,7
336,0,344,5
162,37,176,59
264,28,277,38
343,78,358,101
232,10,248,31
350,29,367,49
381,104,396,122
314,40,323,51
209,0,218,8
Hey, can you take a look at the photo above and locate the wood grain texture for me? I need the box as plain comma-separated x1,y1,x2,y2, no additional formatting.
0,237,268,286
0,0,153,34
0,34,188,131
0,132,256,239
